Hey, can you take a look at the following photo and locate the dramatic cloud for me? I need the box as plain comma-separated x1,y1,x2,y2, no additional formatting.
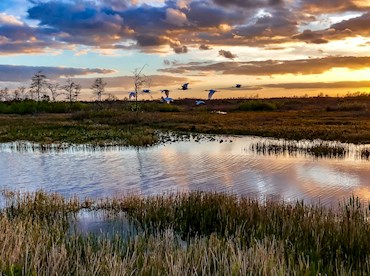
74,75,190,90
0,65,115,82
160,56,370,75
263,81,370,89
1,0,370,98
298,0,370,14
212,0,283,8
293,11,370,44
165,8,188,27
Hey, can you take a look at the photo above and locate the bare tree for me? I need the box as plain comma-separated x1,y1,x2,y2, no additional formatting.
62,78,81,102
46,82,61,102
16,86,27,100
13,88,21,101
29,71,47,101
132,65,149,111
91,78,107,102
0,87,9,101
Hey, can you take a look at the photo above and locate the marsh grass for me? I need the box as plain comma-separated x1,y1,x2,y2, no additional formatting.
0,100,86,114
250,140,348,158
1,191,370,275
2,97,370,145
238,100,280,111
326,102,368,112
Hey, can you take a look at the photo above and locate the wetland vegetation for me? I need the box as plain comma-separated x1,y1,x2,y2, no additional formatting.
1,95,370,147
1,191,370,275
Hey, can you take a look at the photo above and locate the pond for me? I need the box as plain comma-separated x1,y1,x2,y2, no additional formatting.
1,135,370,206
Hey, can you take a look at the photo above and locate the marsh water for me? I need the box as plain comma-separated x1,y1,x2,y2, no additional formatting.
1,135,370,206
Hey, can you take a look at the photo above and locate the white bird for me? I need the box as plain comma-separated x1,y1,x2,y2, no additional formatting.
128,92,136,100
180,83,189,90
196,100,205,105
163,97,173,104
206,89,217,100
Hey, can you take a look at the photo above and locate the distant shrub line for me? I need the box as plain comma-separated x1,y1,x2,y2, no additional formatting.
0,100,86,114
238,100,279,111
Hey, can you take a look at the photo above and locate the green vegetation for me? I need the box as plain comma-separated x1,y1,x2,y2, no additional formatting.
1,191,370,275
158,104,180,112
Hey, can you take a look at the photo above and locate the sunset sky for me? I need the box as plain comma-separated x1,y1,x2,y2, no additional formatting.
1,0,370,99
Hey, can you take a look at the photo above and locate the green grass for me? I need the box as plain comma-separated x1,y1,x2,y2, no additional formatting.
1,191,370,275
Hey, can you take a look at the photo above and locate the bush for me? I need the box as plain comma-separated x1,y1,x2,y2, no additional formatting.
239,100,278,111
159,104,180,112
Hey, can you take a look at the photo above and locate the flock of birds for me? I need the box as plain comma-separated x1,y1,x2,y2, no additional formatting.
128,83,243,105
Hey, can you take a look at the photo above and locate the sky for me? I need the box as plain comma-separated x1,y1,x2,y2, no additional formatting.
1,0,370,100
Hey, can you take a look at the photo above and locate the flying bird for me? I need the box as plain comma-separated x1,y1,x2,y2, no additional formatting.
142,89,151,93
180,83,189,90
236,84,242,88
162,97,174,104
196,100,205,106
206,89,217,100
129,92,136,100
161,89,170,98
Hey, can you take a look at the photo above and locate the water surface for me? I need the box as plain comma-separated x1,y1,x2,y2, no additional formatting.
1,136,370,206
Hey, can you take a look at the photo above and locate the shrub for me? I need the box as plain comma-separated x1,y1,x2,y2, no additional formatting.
239,100,278,111
159,104,180,112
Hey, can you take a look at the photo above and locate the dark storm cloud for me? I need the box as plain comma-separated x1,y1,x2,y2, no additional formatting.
0,64,114,82
159,56,370,75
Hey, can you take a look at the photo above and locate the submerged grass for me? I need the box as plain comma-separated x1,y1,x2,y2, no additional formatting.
250,140,348,158
1,191,370,275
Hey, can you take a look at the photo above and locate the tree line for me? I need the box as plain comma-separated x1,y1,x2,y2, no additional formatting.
0,71,107,102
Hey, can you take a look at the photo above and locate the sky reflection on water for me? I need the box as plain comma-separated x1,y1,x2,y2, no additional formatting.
1,136,370,206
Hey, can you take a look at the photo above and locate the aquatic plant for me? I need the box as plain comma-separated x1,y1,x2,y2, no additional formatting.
2,191,369,275
250,140,348,158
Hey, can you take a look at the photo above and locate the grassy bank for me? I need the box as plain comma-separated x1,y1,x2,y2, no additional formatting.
1,96,370,146
1,191,370,275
